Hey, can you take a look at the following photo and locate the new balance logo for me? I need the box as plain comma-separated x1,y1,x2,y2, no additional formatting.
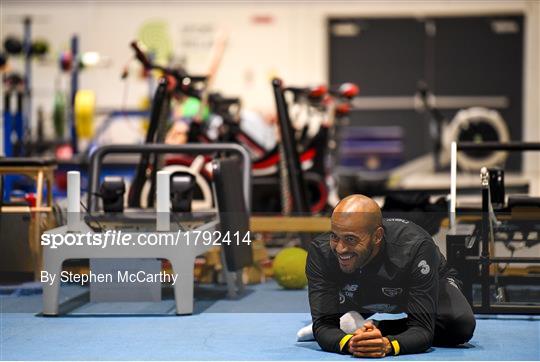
382,287,403,297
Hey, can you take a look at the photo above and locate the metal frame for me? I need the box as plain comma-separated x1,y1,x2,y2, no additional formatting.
43,144,252,316
448,141,540,314
271,78,310,215
88,143,252,212
0,161,56,279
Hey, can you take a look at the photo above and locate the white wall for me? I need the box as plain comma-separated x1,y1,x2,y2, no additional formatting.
2,0,539,187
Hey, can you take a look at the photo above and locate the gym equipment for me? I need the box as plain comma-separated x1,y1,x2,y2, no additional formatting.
2,73,28,201
0,158,56,279
188,91,320,212
16,17,32,150
270,79,358,213
3,72,69,159
53,35,110,155
2,28,84,158
166,78,358,214
272,78,310,216
73,89,96,139
53,35,100,154
155,160,213,211
272,247,308,289
447,141,540,314
53,91,67,138
283,81,358,211
2,73,24,157
126,40,352,214
126,40,208,209
181,78,358,213
30,39,49,56
411,83,510,173
99,176,125,213
42,143,252,315
170,172,195,212
213,157,253,289
419,84,511,172
445,107,509,170
2,36,49,57
59,51,73,72
339,82,513,197
488,168,505,209
3,36,23,55
68,35,80,152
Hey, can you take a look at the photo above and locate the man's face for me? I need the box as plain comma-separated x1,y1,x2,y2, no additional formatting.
330,216,379,273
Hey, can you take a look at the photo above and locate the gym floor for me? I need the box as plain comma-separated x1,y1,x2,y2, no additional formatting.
1,281,539,361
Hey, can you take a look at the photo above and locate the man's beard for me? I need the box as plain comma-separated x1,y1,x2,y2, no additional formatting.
338,243,374,274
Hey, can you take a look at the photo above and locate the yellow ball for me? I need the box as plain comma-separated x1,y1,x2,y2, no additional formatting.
273,247,308,289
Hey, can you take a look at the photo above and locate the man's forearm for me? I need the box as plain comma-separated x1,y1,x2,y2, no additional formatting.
312,318,350,354
386,326,432,355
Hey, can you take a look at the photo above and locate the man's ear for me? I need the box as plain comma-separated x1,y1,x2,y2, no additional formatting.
375,226,384,245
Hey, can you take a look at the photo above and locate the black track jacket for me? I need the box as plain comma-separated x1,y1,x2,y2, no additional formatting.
306,218,455,355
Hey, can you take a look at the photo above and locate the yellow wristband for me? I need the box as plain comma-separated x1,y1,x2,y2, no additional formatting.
339,334,354,352
391,339,400,355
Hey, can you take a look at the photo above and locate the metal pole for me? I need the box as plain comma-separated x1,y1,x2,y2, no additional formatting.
458,142,540,151
271,78,309,215
450,142,457,229
156,170,170,231
23,17,32,149
67,171,81,232
480,167,491,310
70,35,79,153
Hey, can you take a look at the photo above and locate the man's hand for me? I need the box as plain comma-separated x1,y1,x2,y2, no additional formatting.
348,321,392,358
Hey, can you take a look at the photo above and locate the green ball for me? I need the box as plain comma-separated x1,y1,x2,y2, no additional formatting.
273,247,308,289
181,97,209,120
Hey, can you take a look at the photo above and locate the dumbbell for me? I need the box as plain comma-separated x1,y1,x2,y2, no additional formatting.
3,36,49,56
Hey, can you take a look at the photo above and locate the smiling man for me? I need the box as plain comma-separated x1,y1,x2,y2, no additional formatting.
306,194,475,357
